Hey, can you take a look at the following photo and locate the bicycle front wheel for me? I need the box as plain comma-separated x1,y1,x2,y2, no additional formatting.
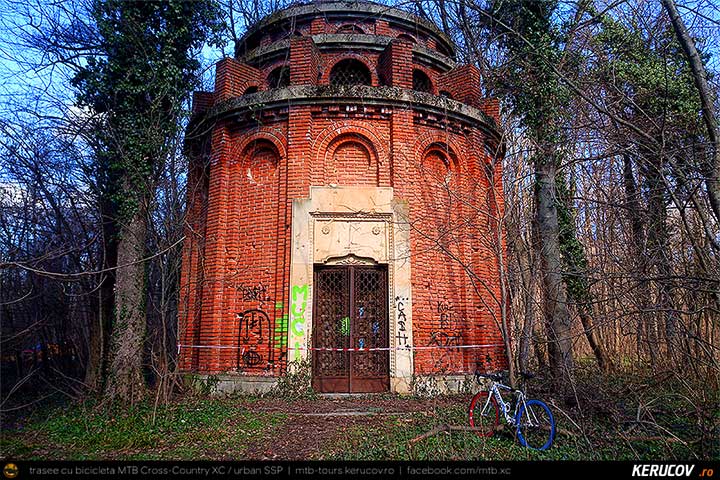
468,391,499,437
515,399,555,450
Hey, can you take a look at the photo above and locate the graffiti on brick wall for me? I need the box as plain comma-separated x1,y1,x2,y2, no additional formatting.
241,350,263,367
436,301,454,328
290,284,309,361
238,282,271,306
427,331,463,371
428,300,463,371
274,309,288,362
236,308,272,369
394,296,410,350
238,309,269,343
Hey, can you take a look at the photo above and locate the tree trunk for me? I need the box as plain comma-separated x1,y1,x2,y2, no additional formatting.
516,222,537,374
662,0,720,225
104,200,149,403
556,169,611,373
575,303,610,373
622,153,657,365
84,197,118,392
535,154,574,389
643,151,679,363
532,320,548,371
518,266,536,373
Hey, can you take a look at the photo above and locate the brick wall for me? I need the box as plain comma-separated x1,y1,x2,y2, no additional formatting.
439,65,482,107
215,58,264,102
289,37,320,86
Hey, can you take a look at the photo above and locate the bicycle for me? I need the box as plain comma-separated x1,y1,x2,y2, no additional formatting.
468,369,556,450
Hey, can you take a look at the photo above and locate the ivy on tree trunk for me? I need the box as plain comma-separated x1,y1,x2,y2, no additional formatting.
72,0,221,404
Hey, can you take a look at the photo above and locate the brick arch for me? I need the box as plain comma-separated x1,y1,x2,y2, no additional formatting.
326,132,378,160
412,133,464,171
336,23,367,34
410,64,438,95
322,132,380,186
412,69,434,94
222,128,287,373
240,139,280,185
410,139,469,377
312,124,389,186
423,142,458,169
319,54,379,86
418,142,460,196
397,33,417,43
265,64,290,88
233,129,288,161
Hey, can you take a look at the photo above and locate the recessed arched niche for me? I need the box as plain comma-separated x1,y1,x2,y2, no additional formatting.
325,133,379,186
267,66,290,88
241,140,280,185
421,142,457,186
413,69,433,94
336,24,365,34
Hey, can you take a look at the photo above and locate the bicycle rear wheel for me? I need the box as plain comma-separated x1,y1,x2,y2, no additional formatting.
468,391,499,437
515,399,555,450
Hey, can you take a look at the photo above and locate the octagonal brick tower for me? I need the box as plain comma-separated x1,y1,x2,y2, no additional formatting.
179,1,506,394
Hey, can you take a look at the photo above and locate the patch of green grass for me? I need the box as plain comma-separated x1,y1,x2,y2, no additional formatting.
2,397,287,460
0,436,35,458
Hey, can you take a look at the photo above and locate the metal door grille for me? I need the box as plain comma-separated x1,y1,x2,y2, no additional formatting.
351,267,389,382
313,268,349,379
312,265,389,393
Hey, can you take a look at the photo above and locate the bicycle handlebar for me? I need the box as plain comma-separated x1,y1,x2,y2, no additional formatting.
474,370,504,382
474,355,537,384
474,369,536,383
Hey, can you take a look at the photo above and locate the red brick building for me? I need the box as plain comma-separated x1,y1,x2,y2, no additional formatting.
178,1,506,394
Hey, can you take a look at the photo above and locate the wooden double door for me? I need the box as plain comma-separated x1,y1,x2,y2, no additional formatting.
312,265,390,393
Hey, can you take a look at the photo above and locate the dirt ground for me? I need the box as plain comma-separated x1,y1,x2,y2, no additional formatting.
237,395,472,460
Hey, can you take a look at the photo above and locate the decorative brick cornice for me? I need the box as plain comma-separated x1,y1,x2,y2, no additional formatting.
241,34,455,72
201,85,501,143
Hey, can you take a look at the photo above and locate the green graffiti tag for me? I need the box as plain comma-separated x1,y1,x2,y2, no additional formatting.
340,316,350,336
290,284,309,361
274,314,288,351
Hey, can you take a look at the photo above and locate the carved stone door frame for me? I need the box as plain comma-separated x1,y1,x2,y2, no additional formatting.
288,187,414,393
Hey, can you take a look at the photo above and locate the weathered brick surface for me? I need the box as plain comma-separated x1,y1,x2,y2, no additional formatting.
378,40,413,88
215,58,264,102
439,65,482,106
289,37,320,86
180,5,507,378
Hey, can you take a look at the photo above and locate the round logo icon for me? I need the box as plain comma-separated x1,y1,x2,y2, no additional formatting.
3,463,18,479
